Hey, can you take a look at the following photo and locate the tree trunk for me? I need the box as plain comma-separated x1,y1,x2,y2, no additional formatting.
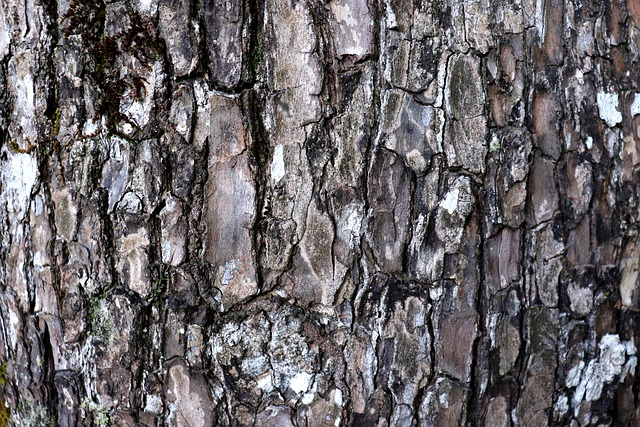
1,0,640,425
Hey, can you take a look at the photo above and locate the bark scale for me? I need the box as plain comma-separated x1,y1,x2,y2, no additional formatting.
0,0,640,426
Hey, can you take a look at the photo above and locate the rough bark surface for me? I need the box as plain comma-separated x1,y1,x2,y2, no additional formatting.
1,0,640,426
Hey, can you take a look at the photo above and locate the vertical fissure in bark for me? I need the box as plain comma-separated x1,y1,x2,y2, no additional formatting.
1,0,640,425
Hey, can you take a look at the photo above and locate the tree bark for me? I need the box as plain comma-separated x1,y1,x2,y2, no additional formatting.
1,0,640,425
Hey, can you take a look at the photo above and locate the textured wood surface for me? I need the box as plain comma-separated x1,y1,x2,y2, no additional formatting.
0,0,639,425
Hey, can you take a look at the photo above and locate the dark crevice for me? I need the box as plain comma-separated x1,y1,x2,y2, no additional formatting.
467,209,487,423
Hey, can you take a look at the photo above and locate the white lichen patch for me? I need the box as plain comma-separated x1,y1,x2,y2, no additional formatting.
332,388,343,406
429,284,443,301
438,392,449,407
82,116,105,137
301,393,315,405
597,91,622,127
554,394,569,418
2,151,38,218
290,372,313,394
256,372,274,392
271,144,286,182
440,188,460,214
585,136,593,150
631,93,640,117
143,394,163,414
565,361,584,388
8,308,20,350
572,334,636,414
220,260,238,285
134,0,158,16
344,205,363,241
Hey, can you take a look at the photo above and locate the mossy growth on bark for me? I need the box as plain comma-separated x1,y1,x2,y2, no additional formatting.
88,296,114,344
61,0,159,136
0,362,7,427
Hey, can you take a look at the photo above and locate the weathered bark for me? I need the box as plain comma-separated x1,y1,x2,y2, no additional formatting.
1,0,640,426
